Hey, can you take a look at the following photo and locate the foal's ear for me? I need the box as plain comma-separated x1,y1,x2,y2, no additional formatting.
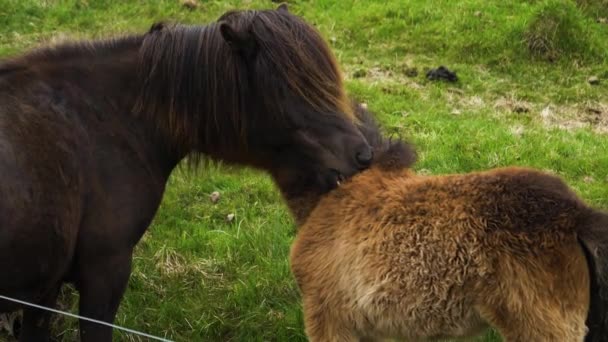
375,140,417,172
277,3,289,12
219,22,257,56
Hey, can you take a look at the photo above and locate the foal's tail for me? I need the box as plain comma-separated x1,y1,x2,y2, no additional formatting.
578,210,608,342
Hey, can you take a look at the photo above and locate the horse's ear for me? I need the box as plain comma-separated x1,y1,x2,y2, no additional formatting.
277,3,289,13
148,21,166,34
219,22,256,56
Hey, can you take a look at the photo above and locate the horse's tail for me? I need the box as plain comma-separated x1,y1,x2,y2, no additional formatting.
578,209,608,341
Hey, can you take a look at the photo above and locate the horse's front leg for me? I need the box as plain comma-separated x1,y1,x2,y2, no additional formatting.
76,249,133,342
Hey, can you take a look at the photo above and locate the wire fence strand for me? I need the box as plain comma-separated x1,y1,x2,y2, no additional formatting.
0,295,173,342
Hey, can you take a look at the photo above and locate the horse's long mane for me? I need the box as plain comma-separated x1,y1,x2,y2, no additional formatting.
2,7,353,160
134,8,354,155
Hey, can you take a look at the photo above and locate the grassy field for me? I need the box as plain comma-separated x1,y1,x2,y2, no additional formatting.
1,0,608,341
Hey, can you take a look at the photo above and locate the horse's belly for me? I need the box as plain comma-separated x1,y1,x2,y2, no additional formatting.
0,165,83,298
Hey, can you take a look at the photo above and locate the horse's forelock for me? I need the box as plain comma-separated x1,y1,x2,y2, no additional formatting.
250,10,354,123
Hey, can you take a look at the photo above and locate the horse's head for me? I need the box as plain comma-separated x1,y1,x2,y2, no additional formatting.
271,101,417,223
138,5,372,188
216,5,373,191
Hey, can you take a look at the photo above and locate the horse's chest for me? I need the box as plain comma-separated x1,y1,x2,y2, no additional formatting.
79,161,167,250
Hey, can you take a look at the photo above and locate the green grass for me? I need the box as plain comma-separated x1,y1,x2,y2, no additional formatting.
1,0,608,341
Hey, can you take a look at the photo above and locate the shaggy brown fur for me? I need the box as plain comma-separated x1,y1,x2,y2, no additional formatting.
277,104,608,342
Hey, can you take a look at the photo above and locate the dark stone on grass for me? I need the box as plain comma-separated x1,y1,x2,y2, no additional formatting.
426,66,458,82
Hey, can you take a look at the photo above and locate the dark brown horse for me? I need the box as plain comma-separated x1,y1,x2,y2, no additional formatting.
0,5,372,341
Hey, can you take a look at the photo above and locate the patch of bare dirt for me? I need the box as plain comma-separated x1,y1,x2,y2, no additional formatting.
343,63,608,134
494,96,532,114
154,248,224,281
538,102,608,134
345,65,424,90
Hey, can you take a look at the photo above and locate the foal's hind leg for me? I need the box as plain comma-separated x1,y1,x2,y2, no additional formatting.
478,242,590,342
18,286,60,342
482,306,588,342
76,250,133,342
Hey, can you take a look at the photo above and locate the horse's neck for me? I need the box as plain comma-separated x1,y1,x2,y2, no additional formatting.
21,39,186,178
69,44,186,175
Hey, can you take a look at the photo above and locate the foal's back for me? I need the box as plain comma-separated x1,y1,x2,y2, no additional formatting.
291,166,591,341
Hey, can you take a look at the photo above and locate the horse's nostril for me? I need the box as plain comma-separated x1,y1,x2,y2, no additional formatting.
356,148,373,167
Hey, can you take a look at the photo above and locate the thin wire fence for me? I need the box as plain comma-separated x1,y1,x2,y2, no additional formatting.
0,295,173,342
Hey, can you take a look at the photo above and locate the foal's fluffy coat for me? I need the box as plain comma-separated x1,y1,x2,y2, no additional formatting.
284,106,608,342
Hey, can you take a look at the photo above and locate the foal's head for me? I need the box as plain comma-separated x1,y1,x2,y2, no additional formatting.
138,5,371,190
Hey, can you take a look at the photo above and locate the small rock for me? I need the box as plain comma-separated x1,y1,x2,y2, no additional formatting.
180,0,198,10
474,11,482,17
226,213,235,222
583,176,594,183
360,103,368,109
210,191,220,203
588,76,600,85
